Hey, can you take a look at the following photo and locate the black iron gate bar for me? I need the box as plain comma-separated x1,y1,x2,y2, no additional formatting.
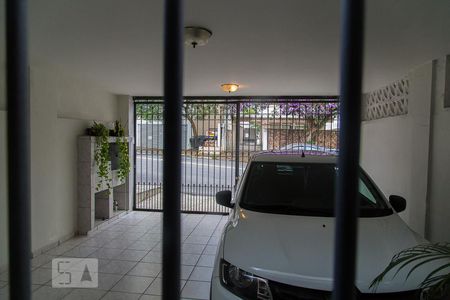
134,97,340,215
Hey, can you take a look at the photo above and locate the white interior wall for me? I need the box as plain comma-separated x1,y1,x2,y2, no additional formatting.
360,62,433,237
0,63,121,264
30,64,120,253
427,56,450,242
360,116,412,216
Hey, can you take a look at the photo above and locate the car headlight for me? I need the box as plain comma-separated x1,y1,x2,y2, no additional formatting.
220,259,272,300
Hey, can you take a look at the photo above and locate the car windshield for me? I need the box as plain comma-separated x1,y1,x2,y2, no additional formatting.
240,162,392,217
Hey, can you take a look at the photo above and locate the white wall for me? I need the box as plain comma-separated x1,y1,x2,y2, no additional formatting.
29,64,120,253
427,56,450,242
0,63,122,263
360,62,433,236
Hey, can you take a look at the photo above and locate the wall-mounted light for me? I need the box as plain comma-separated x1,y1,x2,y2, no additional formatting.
184,26,212,48
221,83,239,93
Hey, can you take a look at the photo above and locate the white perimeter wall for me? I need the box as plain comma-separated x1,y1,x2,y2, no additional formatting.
0,63,124,268
427,56,450,242
361,58,450,242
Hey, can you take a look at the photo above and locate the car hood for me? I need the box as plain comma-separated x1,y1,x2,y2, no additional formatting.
223,208,427,293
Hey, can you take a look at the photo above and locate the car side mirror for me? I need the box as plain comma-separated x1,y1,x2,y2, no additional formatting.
216,190,233,208
389,195,407,213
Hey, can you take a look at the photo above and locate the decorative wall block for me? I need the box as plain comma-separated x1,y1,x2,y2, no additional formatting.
364,77,409,121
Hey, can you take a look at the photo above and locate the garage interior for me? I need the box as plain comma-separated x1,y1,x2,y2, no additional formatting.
0,0,449,299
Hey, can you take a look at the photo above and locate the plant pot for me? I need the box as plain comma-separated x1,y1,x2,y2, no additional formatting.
86,128,95,136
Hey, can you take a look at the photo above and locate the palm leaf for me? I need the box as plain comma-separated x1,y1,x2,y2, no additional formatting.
370,243,450,298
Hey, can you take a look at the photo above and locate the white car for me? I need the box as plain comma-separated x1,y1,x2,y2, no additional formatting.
211,153,427,299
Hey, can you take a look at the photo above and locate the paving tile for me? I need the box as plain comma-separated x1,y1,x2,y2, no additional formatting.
63,246,98,258
32,285,72,300
32,284,42,291
184,236,210,245
88,248,122,260
31,268,54,285
129,263,162,278
202,245,218,255
102,291,141,300
144,278,186,296
181,281,210,300
181,254,200,266
157,265,193,280
99,260,137,275
127,240,158,251
207,236,220,246
182,244,206,255
139,295,161,300
97,273,124,290
81,237,110,248
196,255,215,267
115,249,148,262
189,266,213,282
31,254,57,269
103,239,134,250
111,275,154,294
142,251,161,263
63,288,106,300
144,278,162,295
23,212,228,300
45,243,77,256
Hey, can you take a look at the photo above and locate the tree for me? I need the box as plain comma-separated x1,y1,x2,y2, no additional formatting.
136,101,339,145
182,104,218,138
136,102,219,139
278,102,339,144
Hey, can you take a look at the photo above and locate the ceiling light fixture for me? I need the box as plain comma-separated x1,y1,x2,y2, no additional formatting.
221,83,239,93
184,26,212,48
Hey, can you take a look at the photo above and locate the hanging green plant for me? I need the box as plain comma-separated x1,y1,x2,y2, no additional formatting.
88,122,111,191
114,120,131,183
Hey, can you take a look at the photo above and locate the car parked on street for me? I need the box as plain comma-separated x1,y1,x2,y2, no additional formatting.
211,152,428,299
279,143,338,155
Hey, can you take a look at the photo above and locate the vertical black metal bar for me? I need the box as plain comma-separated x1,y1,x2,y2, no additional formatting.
234,103,241,184
7,0,31,298
133,103,137,209
332,0,364,299
162,0,183,298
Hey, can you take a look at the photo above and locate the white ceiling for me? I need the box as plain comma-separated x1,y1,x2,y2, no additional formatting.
4,0,450,95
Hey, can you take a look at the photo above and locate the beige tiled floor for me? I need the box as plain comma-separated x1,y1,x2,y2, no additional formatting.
0,211,228,300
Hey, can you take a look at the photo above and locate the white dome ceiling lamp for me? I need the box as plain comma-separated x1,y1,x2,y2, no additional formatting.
184,26,212,48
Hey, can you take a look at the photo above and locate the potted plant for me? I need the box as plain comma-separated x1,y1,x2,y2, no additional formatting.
113,120,131,183
86,122,111,191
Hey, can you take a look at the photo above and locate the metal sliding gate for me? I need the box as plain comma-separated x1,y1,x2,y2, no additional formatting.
134,98,339,214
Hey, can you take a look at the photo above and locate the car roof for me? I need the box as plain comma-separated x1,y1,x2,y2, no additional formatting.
250,151,337,164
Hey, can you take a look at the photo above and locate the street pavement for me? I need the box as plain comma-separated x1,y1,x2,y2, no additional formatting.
135,154,246,189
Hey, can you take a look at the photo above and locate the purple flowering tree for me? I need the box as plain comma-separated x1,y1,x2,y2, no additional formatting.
223,101,339,144
278,102,339,143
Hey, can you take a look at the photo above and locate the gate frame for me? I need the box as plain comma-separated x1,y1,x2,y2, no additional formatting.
133,95,339,214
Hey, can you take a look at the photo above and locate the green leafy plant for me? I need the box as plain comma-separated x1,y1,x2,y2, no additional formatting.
114,120,131,183
370,243,450,299
89,122,111,191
